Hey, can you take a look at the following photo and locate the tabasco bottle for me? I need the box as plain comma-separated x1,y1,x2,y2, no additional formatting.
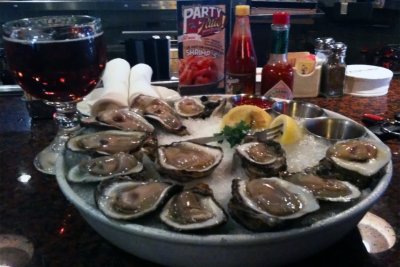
261,12,294,99
226,5,257,95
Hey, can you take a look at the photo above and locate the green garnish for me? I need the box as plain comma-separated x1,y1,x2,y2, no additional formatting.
214,121,251,147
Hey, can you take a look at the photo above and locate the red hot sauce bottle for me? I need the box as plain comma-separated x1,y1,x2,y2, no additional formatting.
225,5,257,95
261,12,294,99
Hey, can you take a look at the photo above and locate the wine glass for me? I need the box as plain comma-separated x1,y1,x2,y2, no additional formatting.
2,16,107,175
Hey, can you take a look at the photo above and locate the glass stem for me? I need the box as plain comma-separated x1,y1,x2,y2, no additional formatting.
50,101,81,152
50,101,80,130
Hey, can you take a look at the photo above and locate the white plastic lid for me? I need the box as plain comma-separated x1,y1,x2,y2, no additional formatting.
345,65,393,80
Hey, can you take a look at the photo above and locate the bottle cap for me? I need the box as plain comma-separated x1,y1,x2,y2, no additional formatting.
235,5,250,16
272,12,290,25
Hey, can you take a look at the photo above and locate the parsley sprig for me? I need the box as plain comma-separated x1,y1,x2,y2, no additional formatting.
214,121,251,147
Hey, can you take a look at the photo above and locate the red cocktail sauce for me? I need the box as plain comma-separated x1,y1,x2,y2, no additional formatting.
234,97,273,110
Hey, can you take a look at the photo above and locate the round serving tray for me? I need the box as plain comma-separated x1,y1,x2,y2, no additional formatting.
55,109,392,267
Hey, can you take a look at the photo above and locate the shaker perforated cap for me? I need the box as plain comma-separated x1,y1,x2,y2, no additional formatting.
314,37,335,50
272,12,290,25
330,42,347,56
235,5,250,16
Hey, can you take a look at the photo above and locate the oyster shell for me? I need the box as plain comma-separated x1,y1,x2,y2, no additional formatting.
174,96,205,118
236,141,287,178
281,172,360,202
199,95,228,118
157,141,223,182
173,96,228,118
317,140,391,189
95,176,178,220
82,108,154,133
67,130,147,155
140,134,158,161
160,183,227,231
130,93,188,135
67,152,143,183
229,177,319,231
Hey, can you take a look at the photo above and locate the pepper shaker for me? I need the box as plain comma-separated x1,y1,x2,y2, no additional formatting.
320,42,347,97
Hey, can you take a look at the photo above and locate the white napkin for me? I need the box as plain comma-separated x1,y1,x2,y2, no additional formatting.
90,58,131,115
77,87,105,116
128,63,159,105
153,85,181,104
78,61,182,116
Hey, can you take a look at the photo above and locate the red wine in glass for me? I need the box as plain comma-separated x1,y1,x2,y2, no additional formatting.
4,33,106,102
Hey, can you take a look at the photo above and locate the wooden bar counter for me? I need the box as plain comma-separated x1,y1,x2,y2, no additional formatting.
0,79,399,267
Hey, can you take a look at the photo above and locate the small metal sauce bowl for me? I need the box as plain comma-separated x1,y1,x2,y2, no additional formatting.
272,101,325,118
304,117,367,141
229,94,274,110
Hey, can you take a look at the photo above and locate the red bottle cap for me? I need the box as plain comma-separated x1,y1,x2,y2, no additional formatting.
272,12,290,25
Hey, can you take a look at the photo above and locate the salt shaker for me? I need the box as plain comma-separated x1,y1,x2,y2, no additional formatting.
320,42,347,97
314,37,335,66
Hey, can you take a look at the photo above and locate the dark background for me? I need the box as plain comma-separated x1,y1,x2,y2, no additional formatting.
0,0,399,82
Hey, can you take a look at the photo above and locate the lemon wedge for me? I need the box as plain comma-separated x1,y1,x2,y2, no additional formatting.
269,114,302,145
221,105,272,130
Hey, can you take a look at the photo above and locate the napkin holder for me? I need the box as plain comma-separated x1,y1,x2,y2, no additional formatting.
293,65,321,98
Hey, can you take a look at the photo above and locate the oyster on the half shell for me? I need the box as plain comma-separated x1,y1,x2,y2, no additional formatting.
82,108,154,133
95,176,178,220
281,172,361,202
160,183,227,231
130,93,188,135
173,95,228,118
67,152,143,183
236,141,287,178
67,130,147,155
156,141,223,182
174,96,205,118
200,95,227,118
316,139,391,189
229,177,320,231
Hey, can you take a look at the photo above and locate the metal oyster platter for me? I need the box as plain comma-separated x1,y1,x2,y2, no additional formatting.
56,97,392,267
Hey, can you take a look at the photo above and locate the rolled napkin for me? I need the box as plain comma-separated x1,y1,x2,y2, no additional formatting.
128,63,159,106
90,58,131,115
77,87,105,116
153,85,181,105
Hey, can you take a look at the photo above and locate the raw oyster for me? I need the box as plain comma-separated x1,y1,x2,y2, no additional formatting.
236,141,287,178
82,108,154,133
281,172,360,202
67,130,147,155
199,95,228,118
327,140,379,161
67,152,143,183
174,96,205,118
173,95,228,118
157,141,223,182
160,183,227,231
229,177,319,231
130,93,188,135
96,176,178,220
316,140,391,189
